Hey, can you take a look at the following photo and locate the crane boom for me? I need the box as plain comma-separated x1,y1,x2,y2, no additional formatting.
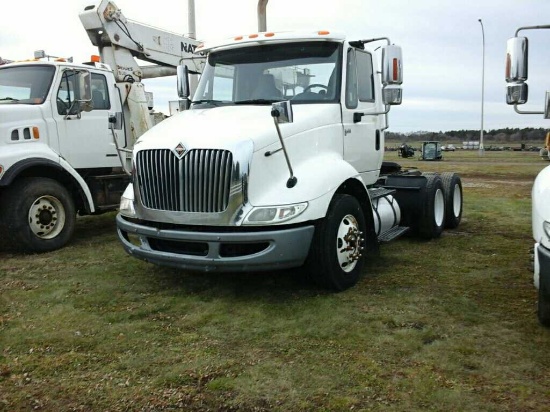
79,0,204,82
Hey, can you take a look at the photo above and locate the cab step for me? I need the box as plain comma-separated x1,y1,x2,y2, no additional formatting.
378,226,409,243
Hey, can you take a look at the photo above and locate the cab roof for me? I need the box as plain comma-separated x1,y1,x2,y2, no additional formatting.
195,30,347,54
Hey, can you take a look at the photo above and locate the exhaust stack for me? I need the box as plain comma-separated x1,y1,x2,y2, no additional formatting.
258,0,268,32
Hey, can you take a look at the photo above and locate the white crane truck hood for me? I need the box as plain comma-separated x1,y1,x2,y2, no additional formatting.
133,104,338,153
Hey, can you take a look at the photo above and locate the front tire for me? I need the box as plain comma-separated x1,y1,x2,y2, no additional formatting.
305,194,366,291
538,283,550,327
0,177,76,253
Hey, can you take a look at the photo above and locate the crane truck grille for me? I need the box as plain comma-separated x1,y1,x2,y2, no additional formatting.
135,149,233,213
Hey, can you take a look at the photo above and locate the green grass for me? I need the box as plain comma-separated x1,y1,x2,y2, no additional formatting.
2,150,550,411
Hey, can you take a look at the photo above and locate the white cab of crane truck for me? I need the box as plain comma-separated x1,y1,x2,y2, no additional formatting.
505,27,550,325
0,0,201,253
116,30,464,291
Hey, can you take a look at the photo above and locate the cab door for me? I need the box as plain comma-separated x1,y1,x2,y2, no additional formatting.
53,69,119,169
342,48,382,185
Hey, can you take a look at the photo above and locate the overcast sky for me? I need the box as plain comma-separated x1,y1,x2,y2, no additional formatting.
3,0,550,133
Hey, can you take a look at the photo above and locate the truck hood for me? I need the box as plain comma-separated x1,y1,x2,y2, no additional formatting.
134,104,340,153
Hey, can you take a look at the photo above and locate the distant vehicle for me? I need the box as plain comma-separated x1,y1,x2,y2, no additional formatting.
419,141,443,161
442,144,455,152
398,143,415,158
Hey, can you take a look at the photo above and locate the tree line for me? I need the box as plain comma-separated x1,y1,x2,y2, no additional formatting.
387,127,548,143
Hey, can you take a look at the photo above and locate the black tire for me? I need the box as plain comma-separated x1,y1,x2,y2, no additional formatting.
305,194,366,291
538,283,550,327
417,174,445,239
440,172,463,229
0,177,76,253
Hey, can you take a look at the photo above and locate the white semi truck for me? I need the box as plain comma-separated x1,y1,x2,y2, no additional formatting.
0,0,202,253
116,19,464,290
506,26,550,325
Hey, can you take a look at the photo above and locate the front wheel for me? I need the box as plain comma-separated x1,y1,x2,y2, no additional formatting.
305,194,367,291
0,177,76,252
538,283,550,327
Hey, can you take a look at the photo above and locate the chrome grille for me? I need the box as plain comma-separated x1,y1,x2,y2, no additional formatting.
136,149,233,212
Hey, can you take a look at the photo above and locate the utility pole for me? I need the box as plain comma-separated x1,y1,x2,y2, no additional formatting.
478,18,485,156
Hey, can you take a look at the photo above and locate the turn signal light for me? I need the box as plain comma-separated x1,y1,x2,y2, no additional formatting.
33,127,40,139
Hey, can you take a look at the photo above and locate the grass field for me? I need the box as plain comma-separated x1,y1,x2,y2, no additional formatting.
1,150,550,411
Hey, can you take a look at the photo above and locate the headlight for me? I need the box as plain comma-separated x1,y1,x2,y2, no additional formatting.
244,202,307,225
119,184,136,218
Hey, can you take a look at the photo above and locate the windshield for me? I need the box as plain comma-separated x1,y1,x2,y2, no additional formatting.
192,41,342,107
0,65,55,105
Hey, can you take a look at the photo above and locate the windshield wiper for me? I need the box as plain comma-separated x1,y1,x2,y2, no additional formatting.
191,99,227,106
235,99,279,105
0,97,19,102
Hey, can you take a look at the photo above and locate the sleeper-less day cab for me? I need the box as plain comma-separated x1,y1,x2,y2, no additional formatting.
506,26,550,325
116,30,464,291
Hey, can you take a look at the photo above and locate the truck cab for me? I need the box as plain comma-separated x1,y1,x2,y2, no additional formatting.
117,30,462,291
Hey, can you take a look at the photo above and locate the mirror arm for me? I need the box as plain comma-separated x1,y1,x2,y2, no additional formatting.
514,104,544,115
271,108,297,188
516,25,550,36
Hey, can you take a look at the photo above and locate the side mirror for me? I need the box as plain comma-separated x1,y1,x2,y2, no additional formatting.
271,101,293,124
382,85,402,106
505,37,528,82
76,70,92,102
506,82,528,105
381,45,403,85
177,64,190,99
545,92,550,119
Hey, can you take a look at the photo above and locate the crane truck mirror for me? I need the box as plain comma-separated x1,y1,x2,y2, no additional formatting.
381,45,403,86
271,101,293,124
177,64,190,99
76,70,92,103
506,82,528,105
545,91,550,119
382,85,403,106
506,37,528,83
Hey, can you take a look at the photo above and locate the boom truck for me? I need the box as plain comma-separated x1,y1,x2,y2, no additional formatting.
506,26,550,325
115,2,464,291
0,0,202,253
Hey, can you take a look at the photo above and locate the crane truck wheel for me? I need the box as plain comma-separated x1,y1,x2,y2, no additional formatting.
0,177,76,253
538,284,550,327
305,194,366,291
417,174,445,239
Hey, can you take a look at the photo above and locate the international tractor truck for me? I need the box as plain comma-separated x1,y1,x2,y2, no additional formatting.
115,19,464,291
506,25,550,325
0,0,201,253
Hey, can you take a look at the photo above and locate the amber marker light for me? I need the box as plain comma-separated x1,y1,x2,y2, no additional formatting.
33,127,40,139
264,32,275,37
318,30,330,35
393,58,399,82
249,34,259,39
91,55,101,63
234,36,243,41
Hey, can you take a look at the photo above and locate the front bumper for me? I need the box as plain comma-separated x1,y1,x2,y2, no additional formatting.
116,214,315,272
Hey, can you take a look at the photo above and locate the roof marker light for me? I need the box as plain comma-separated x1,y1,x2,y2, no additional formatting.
234,36,243,41
91,55,101,63
318,30,330,36
264,32,275,37
249,34,259,39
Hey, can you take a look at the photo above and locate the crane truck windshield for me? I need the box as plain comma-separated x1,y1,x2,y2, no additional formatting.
0,65,55,105
192,41,341,108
